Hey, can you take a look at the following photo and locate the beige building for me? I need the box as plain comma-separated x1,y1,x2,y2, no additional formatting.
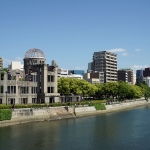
83,72,104,84
91,51,117,83
8,61,24,70
133,73,136,85
0,57,3,68
0,48,60,104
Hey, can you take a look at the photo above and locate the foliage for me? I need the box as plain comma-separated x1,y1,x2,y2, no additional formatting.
11,76,16,80
136,82,150,100
0,103,67,109
0,104,12,109
0,68,9,80
93,103,106,110
58,78,145,100
58,77,97,96
103,82,119,99
94,83,104,99
0,109,12,121
117,81,129,100
0,68,9,73
49,103,62,107
19,78,24,81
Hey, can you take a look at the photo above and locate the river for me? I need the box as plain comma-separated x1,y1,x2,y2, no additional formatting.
0,105,150,150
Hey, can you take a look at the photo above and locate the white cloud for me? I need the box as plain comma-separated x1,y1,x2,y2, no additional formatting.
76,67,85,70
121,52,128,56
131,64,149,73
107,48,126,53
135,49,141,52
107,48,128,56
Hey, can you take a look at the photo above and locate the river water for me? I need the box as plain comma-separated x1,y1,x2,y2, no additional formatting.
1,105,150,150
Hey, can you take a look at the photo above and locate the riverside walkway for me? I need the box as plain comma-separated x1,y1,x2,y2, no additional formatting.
0,98,149,128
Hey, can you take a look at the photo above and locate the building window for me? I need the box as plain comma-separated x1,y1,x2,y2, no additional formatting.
0,99,2,104
19,87,29,94
0,86,3,93
32,87,37,94
8,86,16,94
21,98,28,104
51,76,54,82
0,72,4,80
48,75,50,82
32,98,37,103
47,87,50,93
51,87,54,93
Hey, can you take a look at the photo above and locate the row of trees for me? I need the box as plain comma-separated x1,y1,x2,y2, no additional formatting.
58,77,150,100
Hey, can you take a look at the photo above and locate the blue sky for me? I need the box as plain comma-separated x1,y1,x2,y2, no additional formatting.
0,0,150,72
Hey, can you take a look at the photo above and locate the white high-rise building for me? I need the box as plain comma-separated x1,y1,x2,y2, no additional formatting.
91,51,117,83
8,61,24,70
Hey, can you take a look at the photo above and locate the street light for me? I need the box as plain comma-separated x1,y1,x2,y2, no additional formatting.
5,91,8,105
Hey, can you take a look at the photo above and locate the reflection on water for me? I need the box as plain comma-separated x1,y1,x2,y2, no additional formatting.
1,105,150,150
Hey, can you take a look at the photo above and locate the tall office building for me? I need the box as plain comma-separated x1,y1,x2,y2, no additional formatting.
87,62,93,72
136,69,143,83
143,68,150,77
136,69,143,79
117,68,133,84
0,57,3,68
91,51,117,83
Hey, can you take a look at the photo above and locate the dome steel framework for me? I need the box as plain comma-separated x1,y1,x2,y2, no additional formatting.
24,48,45,59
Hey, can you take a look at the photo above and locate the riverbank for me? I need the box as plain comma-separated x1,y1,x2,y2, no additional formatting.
0,99,150,128
76,99,150,117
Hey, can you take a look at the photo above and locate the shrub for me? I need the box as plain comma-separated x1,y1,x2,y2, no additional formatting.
14,104,49,108
0,104,12,109
0,109,12,121
94,103,106,110
49,103,62,107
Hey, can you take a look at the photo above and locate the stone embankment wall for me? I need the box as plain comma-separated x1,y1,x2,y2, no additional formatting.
12,107,75,120
11,106,97,119
0,100,150,127
105,100,150,110
0,106,97,127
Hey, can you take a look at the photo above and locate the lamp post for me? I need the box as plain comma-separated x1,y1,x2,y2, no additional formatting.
5,91,8,105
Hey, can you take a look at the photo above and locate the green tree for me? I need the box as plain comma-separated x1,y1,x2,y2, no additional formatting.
118,81,129,101
106,82,119,100
94,83,104,99
58,78,97,97
58,77,70,95
136,82,150,100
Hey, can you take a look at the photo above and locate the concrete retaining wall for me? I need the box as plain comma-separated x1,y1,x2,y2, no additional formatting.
12,107,75,119
1,100,150,128
105,100,149,110
75,106,96,113
12,106,97,119
12,108,33,118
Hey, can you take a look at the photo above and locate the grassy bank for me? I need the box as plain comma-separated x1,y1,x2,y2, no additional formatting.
0,109,12,121
0,100,106,109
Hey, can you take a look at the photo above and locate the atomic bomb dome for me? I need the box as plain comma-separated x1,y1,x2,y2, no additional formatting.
24,48,45,59
24,48,46,74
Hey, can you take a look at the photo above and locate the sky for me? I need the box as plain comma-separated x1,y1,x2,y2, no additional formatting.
0,0,150,73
